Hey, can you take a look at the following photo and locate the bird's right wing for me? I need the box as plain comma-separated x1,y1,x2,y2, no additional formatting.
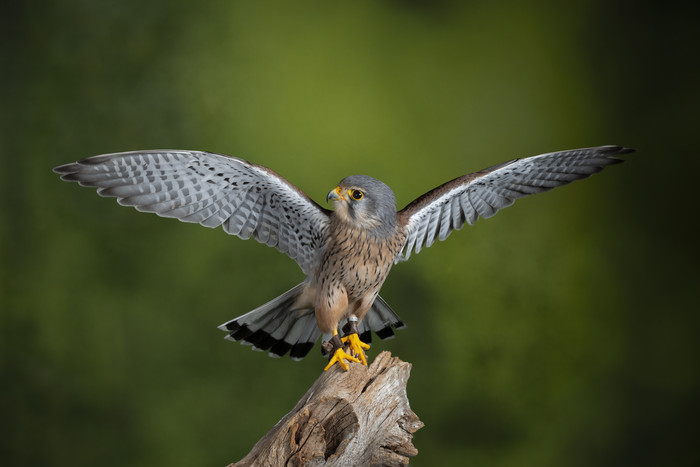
54,150,331,274
396,145,633,262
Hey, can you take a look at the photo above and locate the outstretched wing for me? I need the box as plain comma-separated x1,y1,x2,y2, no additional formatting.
396,145,634,261
54,150,331,274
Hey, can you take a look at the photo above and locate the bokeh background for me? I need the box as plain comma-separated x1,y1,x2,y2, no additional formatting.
2,1,698,466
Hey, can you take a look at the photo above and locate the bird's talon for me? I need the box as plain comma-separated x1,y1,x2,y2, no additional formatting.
341,333,370,366
324,347,361,371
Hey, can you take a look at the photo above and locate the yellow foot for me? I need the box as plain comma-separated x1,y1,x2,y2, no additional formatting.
324,347,361,371
342,333,370,366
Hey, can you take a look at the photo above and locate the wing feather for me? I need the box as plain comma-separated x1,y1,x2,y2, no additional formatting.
438,200,453,241
459,191,478,226
396,145,633,262
54,150,331,274
424,206,442,249
449,195,466,234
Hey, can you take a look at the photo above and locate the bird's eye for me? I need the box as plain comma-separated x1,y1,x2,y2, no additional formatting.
349,189,363,200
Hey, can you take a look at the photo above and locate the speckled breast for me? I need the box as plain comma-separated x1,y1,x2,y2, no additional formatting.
319,224,407,302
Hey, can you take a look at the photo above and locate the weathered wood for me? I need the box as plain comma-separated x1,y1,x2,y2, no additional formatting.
230,351,423,467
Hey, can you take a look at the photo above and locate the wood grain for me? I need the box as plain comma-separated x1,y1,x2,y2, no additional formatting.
230,351,423,466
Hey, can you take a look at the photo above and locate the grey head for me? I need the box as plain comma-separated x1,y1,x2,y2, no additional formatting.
326,175,398,236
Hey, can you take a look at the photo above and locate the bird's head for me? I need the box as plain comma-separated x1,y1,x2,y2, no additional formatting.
327,175,398,235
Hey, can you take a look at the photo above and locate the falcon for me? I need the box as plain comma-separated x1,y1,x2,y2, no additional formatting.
54,145,633,371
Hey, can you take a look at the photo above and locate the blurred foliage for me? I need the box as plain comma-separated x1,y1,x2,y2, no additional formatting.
1,0,699,466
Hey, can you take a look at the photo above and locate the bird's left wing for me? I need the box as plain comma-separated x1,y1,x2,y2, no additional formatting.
54,150,331,274
395,145,634,262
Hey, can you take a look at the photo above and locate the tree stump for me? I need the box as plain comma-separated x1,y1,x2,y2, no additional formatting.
230,351,423,466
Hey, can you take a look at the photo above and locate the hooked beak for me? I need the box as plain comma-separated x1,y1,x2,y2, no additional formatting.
326,186,345,203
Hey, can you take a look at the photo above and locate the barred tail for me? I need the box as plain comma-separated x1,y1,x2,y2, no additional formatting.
356,294,407,343
218,283,319,361
219,285,407,361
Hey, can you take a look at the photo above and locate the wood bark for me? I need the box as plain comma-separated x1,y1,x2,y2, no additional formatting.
230,351,423,467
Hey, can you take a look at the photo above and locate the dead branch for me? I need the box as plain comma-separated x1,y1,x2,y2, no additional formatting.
230,351,423,467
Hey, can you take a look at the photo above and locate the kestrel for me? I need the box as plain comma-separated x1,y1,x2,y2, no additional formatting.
54,145,633,370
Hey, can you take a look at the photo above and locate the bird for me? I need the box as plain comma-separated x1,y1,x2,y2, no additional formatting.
54,145,633,371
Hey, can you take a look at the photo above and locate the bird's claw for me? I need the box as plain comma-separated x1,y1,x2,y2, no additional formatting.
322,323,370,371
324,346,361,371
342,333,370,366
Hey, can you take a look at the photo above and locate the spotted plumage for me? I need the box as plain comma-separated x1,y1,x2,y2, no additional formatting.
54,145,633,370
313,187,407,335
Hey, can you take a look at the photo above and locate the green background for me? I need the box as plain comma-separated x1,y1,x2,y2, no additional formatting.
2,1,698,466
